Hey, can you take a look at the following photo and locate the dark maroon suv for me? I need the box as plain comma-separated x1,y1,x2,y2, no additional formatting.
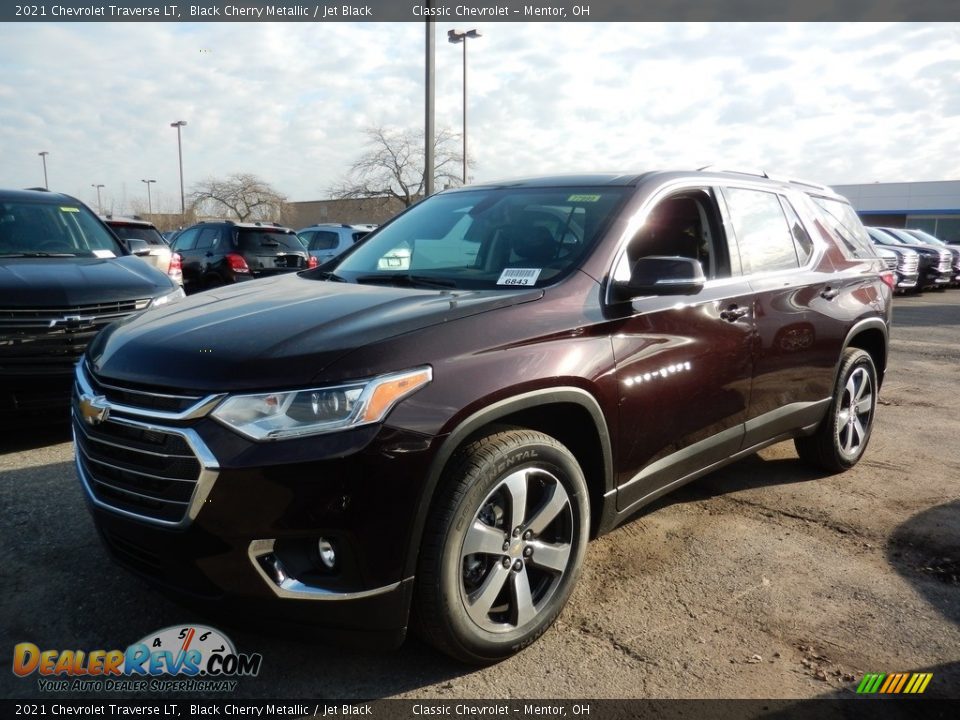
73,170,892,663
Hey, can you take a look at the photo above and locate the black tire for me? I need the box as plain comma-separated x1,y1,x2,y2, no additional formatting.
415,427,589,664
795,347,878,473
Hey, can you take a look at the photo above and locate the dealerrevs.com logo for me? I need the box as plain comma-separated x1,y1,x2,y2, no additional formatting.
13,625,263,693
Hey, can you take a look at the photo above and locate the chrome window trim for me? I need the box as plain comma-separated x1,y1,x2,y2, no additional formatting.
247,539,406,601
603,178,828,307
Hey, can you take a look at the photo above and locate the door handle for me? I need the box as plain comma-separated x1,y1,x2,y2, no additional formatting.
720,305,750,322
820,287,839,300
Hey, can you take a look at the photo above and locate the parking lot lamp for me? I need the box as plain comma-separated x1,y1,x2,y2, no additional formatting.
448,28,481,185
141,179,156,214
91,184,104,215
170,120,187,220
38,151,49,189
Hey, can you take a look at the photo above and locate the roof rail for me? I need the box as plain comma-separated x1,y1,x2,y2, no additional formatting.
776,176,832,192
696,165,769,178
24,186,50,192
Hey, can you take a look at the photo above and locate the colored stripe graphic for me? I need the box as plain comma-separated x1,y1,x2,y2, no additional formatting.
856,672,932,694
857,673,885,693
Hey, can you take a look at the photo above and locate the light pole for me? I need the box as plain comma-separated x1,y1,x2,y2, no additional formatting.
141,179,156,214
91,184,104,215
448,28,481,185
425,18,435,198
170,120,187,220
38,151,49,189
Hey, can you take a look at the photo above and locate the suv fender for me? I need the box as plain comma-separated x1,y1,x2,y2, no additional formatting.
838,317,888,386
402,387,614,579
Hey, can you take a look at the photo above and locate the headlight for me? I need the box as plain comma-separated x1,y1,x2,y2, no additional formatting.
150,286,185,308
211,366,433,441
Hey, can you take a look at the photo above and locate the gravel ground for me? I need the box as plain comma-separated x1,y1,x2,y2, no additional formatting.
1,291,958,700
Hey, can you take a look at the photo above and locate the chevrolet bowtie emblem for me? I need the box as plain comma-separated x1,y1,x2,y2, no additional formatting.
49,315,95,329
78,394,110,426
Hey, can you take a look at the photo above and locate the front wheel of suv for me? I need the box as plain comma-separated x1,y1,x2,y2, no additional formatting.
415,427,589,664
795,347,878,473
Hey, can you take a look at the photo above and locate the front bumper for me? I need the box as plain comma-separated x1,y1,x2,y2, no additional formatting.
895,271,919,290
73,383,440,640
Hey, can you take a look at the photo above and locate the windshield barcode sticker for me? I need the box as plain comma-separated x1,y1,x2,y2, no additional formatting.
497,268,541,286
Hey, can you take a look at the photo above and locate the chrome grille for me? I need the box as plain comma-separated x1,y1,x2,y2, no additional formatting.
74,416,200,523
73,364,220,527
882,255,897,271
899,253,919,274
938,251,952,274
0,299,150,374
80,361,204,414
77,362,224,421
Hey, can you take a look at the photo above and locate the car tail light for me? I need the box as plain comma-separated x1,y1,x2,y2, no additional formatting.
308,255,318,269
880,270,896,291
168,253,182,275
226,253,250,273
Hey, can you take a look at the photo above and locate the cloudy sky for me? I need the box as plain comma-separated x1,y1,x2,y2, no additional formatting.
1,22,959,215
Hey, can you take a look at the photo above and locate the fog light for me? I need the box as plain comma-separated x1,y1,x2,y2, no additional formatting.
317,538,336,569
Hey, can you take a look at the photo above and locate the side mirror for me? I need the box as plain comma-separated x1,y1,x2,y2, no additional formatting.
613,256,705,300
125,238,151,256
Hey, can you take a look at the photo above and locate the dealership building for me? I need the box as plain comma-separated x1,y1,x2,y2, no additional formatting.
832,180,960,242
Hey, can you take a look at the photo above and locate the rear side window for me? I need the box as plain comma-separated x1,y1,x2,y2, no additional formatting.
172,227,199,251
808,196,877,260
352,231,369,243
308,231,340,251
723,187,799,273
195,227,221,250
779,197,815,265
237,229,303,252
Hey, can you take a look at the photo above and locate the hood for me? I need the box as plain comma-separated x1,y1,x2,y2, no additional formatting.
88,273,542,391
0,256,173,306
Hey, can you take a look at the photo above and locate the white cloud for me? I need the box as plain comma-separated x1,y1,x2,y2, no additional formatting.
1,21,958,214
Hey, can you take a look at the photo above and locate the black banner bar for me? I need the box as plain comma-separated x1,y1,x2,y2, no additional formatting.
2,699,960,720
3,0,959,23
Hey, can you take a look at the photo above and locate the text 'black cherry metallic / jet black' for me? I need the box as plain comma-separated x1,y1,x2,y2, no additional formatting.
73,170,892,664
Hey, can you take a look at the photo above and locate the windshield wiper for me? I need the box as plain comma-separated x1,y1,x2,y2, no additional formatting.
354,273,458,289
312,270,347,282
0,251,79,258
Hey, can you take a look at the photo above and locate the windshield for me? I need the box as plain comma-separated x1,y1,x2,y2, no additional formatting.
906,229,944,245
331,187,629,289
882,228,923,246
0,200,123,257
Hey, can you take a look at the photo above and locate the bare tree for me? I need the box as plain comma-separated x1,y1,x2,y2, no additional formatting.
330,126,466,207
189,173,290,222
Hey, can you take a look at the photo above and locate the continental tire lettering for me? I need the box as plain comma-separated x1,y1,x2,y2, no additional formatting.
494,449,539,476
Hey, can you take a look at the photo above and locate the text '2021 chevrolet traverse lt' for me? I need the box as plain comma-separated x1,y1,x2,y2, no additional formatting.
74,170,891,663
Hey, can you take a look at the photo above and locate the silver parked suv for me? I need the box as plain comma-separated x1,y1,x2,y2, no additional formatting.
297,223,377,264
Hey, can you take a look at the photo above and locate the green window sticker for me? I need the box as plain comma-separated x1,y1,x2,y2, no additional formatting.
60,206,80,213
566,194,600,202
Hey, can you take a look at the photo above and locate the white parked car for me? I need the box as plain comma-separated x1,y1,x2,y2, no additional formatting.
103,215,182,286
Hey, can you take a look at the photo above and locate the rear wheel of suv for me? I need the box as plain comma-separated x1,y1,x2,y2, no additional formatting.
415,427,589,664
795,347,877,473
